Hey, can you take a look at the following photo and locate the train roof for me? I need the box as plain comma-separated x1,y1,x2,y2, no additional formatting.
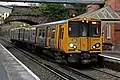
33,20,68,27
32,17,101,28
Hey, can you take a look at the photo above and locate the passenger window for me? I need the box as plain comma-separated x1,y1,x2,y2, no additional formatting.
46,27,50,37
93,27,99,35
60,28,64,39
51,28,55,38
39,29,42,36
32,30,35,37
90,22,101,37
42,29,45,37
31,30,35,37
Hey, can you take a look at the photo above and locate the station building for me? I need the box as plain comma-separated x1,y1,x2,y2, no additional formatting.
87,0,120,51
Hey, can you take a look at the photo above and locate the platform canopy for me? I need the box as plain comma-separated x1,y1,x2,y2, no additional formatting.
76,5,120,23
0,0,105,4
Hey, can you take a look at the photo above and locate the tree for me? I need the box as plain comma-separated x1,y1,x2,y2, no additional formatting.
68,4,87,17
34,3,70,22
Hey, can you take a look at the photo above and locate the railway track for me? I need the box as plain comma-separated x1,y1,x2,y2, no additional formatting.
17,48,80,80
15,47,97,80
35,50,120,80
0,38,92,80
63,66,120,80
4,44,78,80
9,48,120,80
1,38,120,80
19,49,120,80
92,67,120,78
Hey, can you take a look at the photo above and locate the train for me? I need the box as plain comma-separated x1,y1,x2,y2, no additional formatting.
10,17,102,64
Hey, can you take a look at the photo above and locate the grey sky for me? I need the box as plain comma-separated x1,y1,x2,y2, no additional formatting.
0,2,39,6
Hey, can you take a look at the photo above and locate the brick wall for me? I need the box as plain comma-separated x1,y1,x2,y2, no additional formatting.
88,0,120,11
105,0,120,11
12,6,38,14
113,23,120,50
103,23,120,50
87,5,100,11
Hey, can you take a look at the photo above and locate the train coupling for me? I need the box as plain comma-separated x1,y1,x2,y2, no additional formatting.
68,54,80,63
91,58,98,62
82,59,98,64
82,60,91,64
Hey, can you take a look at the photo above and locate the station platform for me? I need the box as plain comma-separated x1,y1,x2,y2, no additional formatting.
100,51,120,60
0,43,40,80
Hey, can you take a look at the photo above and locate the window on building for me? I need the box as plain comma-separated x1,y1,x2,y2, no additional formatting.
106,23,111,39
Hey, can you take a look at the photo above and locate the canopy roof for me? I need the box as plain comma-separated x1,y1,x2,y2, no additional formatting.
77,5,120,22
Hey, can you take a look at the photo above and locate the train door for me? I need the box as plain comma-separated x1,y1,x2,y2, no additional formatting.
58,25,64,49
45,27,50,47
30,28,36,43
80,22,88,51
80,38,88,51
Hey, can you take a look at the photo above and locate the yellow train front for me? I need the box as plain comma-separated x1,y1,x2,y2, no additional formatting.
43,17,102,64
65,17,102,64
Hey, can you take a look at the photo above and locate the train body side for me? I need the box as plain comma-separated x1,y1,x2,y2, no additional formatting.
10,17,102,63
34,18,102,54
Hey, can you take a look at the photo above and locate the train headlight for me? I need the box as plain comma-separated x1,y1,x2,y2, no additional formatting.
83,17,86,20
69,43,74,48
73,45,77,49
95,43,100,48
92,43,100,49
82,20,84,22
92,46,96,49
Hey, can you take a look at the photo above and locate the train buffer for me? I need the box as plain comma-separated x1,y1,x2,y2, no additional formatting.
0,43,40,80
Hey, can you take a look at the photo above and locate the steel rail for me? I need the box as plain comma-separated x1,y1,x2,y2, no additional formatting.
92,67,120,79
9,46,78,80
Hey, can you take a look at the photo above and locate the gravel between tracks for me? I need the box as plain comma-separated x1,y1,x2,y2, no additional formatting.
76,69,120,80
95,68,120,78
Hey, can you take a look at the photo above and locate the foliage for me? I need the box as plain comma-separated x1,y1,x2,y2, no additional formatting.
33,3,70,22
72,4,87,16
12,3,70,22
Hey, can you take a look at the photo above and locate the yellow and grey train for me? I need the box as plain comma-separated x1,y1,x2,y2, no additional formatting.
10,17,102,64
